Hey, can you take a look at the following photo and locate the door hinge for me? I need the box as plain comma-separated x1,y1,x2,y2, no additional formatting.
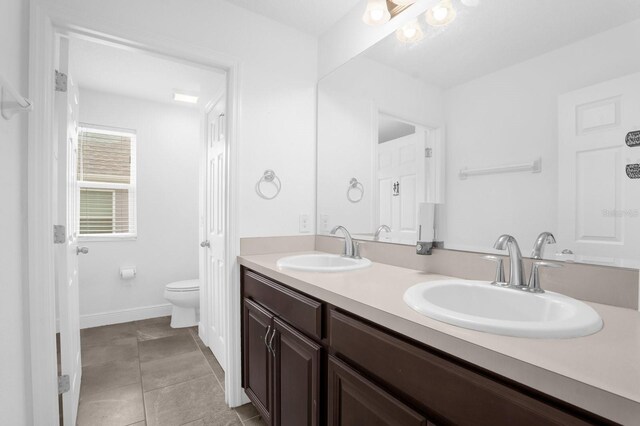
54,225,66,244
55,70,68,92
425,147,433,158
58,375,70,394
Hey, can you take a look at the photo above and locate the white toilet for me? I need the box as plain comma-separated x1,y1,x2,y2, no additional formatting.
164,279,200,328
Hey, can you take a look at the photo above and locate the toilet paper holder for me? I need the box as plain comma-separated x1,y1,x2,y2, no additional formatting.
120,267,137,280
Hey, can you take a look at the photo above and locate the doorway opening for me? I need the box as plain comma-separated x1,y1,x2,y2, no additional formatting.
47,30,244,425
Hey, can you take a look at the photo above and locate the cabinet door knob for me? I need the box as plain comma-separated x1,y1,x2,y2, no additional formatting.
200,240,210,248
76,246,89,255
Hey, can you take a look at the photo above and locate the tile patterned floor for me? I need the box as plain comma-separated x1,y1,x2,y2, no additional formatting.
77,317,266,426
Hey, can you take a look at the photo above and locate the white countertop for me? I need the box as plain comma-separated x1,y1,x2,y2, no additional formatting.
239,251,640,425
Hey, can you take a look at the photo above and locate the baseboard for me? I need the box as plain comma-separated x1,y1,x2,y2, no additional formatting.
198,321,207,346
80,303,173,329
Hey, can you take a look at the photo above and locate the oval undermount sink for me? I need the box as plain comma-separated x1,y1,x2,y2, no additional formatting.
404,280,603,338
277,254,372,272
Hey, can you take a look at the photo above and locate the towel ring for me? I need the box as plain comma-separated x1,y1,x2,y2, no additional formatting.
256,169,282,200
347,178,364,203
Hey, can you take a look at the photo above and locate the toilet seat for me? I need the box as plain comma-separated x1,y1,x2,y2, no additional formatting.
166,279,199,292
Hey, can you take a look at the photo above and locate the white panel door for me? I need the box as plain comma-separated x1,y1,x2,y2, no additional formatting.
204,104,227,370
55,37,82,425
376,131,425,243
558,72,640,265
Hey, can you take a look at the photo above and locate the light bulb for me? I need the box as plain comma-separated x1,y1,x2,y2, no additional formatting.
363,0,390,26
404,27,417,38
432,5,448,21
425,0,457,27
396,19,423,43
370,9,384,21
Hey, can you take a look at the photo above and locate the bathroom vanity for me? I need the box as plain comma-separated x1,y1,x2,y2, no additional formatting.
237,3,640,425
239,253,640,425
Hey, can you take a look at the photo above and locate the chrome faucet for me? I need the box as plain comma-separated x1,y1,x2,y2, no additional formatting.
493,235,526,287
531,232,556,259
374,225,391,241
330,226,360,259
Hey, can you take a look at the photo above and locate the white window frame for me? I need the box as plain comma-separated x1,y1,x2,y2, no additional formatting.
77,123,138,242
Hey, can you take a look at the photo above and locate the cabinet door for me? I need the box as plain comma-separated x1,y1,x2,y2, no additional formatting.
243,298,274,424
273,317,321,426
328,356,427,426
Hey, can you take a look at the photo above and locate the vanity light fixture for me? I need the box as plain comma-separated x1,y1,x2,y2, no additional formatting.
460,0,480,6
173,92,199,104
396,18,424,43
362,0,391,26
425,0,457,27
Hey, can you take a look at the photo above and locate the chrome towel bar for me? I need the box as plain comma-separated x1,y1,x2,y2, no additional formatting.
459,157,541,180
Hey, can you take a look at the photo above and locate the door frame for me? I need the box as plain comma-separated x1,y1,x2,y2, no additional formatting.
27,3,244,423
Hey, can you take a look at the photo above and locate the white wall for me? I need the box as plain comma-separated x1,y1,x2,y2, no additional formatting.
77,89,200,325
441,20,640,253
317,56,444,234
40,0,318,238
0,0,31,423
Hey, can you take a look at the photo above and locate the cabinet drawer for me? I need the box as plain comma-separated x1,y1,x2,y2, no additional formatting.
329,310,596,426
243,269,323,340
328,355,427,426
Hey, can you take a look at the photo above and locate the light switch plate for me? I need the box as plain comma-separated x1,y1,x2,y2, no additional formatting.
299,214,310,233
320,214,329,233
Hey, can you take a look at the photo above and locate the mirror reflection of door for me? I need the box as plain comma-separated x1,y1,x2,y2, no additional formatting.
558,73,640,266
375,115,424,244
375,114,444,244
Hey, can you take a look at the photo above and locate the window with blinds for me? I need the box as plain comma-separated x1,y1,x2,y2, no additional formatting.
77,126,137,238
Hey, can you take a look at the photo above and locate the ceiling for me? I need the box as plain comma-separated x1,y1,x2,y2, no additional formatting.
364,0,640,88
226,0,362,36
69,38,226,109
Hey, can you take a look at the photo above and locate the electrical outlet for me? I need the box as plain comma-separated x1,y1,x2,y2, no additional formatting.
299,214,310,233
320,214,329,233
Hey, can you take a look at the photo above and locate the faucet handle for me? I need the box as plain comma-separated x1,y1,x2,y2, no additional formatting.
525,261,562,293
481,255,506,285
353,241,361,259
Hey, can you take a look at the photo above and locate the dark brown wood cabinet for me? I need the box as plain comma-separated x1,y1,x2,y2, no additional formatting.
274,317,322,426
328,309,600,426
241,267,613,426
242,270,322,426
328,355,428,426
243,269,323,339
243,299,274,424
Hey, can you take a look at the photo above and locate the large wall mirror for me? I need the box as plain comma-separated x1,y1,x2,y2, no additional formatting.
317,1,640,268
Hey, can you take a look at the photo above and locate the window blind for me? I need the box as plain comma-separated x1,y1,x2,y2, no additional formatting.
77,127,136,237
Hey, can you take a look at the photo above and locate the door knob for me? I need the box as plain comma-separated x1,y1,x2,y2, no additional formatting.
200,240,210,248
76,246,89,255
